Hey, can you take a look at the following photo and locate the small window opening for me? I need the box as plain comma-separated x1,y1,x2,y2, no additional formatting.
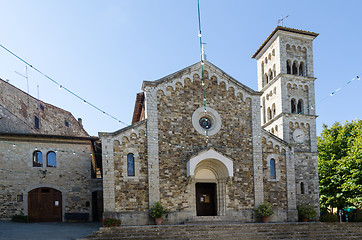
33,151,43,167
47,151,56,167
291,99,296,113
65,120,69,127
127,153,135,176
299,62,304,76
270,159,276,179
267,107,272,121
297,99,303,114
292,61,298,75
286,60,291,74
301,182,305,194
34,116,40,129
40,104,44,111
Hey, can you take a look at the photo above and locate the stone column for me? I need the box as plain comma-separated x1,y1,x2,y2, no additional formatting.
145,87,160,206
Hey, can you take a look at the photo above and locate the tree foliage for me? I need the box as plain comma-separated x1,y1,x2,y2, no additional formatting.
318,120,362,211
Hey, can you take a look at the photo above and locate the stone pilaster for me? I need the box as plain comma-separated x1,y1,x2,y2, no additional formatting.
285,147,297,221
251,96,264,206
100,137,115,212
145,87,160,206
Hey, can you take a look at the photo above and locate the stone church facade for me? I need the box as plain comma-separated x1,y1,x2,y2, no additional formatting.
100,26,319,225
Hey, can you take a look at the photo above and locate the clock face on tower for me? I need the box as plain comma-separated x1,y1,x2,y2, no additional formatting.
292,129,306,143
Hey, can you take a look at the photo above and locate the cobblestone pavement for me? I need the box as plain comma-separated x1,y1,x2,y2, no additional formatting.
0,221,101,240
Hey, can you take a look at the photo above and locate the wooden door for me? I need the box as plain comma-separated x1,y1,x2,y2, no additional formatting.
196,183,217,216
28,188,62,222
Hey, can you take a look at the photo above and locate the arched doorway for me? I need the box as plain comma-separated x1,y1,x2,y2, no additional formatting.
28,188,62,222
195,168,217,216
187,149,233,217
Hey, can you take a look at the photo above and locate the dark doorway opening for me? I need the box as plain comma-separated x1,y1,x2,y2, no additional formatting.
28,187,62,222
196,183,217,216
92,190,103,221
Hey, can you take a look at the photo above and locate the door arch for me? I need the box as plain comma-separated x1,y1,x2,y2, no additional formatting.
28,187,62,222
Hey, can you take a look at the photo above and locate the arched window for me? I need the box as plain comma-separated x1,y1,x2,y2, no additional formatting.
269,69,273,81
273,64,276,78
272,103,276,118
300,182,305,194
267,107,272,121
47,151,56,167
292,61,298,75
286,60,291,74
297,99,303,114
127,153,135,176
262,98,266,124
270,159,276,179
261,62,265,86
265,74,269,84
33,151,43,167
291,99,296,113
299,62,304,76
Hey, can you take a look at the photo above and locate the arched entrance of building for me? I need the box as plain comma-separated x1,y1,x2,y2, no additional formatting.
28,187,62,222
194,159,229,216
188,149,233,217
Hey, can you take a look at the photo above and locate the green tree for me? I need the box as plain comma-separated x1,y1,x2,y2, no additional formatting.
318,120,362,211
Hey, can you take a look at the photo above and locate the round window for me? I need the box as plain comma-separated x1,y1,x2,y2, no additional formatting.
199,116,212,129
192,107,222,136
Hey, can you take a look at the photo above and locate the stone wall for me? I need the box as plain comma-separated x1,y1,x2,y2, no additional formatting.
0,135,95,220
100,121,149,225
155,68,257,221
0,79,88,137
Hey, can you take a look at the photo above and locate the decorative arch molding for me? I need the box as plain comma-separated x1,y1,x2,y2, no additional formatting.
152,67,250,101
187,148,233,177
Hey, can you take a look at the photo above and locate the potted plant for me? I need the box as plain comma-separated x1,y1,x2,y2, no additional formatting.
255,202,274,223
102,217,122,227
297,204,317,222
149,201,168,225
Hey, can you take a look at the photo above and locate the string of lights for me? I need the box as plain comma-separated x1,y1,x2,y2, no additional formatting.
0,22,360,157
293,75,360,120
197,0,209,142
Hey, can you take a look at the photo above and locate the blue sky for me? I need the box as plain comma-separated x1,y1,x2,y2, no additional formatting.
0,0,361,136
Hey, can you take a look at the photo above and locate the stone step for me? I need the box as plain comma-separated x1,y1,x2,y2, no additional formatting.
80,222,362,240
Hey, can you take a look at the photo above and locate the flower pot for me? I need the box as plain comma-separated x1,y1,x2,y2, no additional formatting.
261,216,269,223
155,217,163,225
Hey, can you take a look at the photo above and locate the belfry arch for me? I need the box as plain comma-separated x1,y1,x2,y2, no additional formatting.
187,149,233,216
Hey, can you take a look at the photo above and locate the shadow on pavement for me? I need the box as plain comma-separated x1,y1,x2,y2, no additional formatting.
0,221,101,240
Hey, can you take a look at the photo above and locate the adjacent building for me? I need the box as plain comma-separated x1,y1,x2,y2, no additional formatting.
0,79,102,222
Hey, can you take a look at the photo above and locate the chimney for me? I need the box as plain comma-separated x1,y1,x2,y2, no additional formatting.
78,118,83,126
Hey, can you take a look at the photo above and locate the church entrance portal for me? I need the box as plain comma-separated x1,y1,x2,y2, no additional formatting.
196,183,217,216
28,187,62,222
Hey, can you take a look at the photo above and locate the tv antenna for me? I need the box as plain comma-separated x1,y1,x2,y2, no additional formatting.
15,66,30,105
277,15,289,27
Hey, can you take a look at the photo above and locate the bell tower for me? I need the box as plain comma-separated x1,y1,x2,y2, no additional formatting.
252,26,319,152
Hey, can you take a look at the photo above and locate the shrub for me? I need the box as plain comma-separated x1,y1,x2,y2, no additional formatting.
102,217,121,227
320,212,338,222
149,201,168,218
297,204,317,220
11,215,28,222
255,202,274,217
